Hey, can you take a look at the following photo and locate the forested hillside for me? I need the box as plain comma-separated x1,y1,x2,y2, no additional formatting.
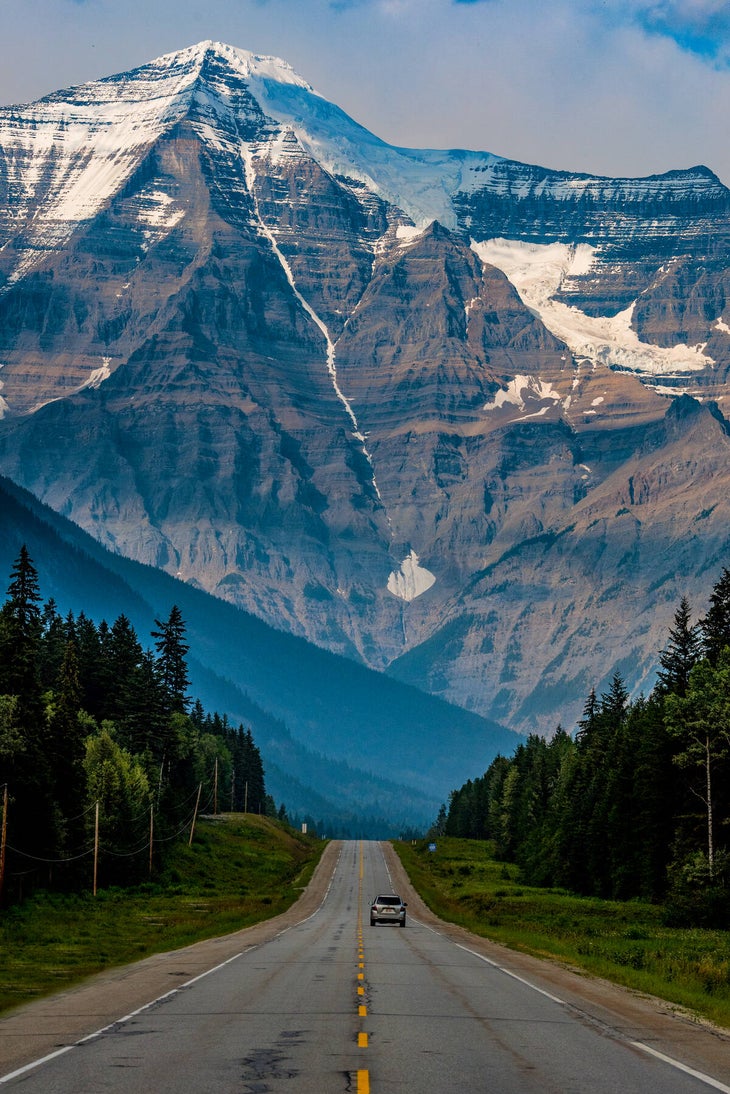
0,474,516,833
0,547,271,904
442,573,730,926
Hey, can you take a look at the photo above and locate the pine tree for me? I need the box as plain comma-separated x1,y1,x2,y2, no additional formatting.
700,567,730,666
657,596,702,697
152,606,190,714
47,639,88,864
105,615,144,722
0,548,57,866
74,613,105,720
38,600,66,691
0,545,43,703
576,687,598,739
601,672,630,722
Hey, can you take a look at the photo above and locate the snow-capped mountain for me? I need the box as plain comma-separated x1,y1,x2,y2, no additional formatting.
1,41,730,735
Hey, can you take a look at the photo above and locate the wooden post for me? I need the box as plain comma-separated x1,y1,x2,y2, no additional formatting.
189,783,202,846
706,732,714,877
0,785,8,902
93,800,99,896
213,757,218,816
149,804,154,877
244,780,248,815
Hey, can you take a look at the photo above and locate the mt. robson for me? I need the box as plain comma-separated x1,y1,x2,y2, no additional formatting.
1,40,730,744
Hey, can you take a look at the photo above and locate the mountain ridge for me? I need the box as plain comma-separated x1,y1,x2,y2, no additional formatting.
1,42,729,737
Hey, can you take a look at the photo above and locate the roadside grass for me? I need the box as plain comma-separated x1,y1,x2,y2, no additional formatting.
0,814,323,1016
393,837,730,1029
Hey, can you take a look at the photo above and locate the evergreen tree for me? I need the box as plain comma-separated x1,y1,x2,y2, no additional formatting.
601,672,630,722
116,650,168,760
576,687,598,738
0,545,43,704
657,597,702,697
700,567,730,666
46,639,88,865
74,614,105,720
38,600,66,691
105,615,144,722
0,547,58,867
628,694,678,900
152,606,190,714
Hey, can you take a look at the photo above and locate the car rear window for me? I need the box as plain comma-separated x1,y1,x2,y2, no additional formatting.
376,896,401,904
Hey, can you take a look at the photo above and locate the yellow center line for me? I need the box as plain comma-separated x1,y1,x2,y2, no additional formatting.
356,842,369,1092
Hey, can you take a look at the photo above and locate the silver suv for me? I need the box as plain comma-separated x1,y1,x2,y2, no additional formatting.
370,893,407,927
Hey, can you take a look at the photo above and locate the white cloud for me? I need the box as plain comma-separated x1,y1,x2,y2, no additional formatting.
0,0,728,187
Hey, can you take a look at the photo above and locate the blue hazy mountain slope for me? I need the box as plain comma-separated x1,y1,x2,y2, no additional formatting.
0,476,521,831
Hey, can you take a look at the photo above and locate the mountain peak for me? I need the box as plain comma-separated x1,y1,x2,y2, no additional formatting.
142,40,314,94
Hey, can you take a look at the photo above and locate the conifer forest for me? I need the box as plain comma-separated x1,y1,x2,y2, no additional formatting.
0,546,273,905
442,573,730,926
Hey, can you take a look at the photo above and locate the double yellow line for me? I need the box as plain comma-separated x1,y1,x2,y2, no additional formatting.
356,841,369,1094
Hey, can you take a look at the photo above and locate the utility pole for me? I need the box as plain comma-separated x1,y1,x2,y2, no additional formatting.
189,783,202,846
213,757,218,816
149,804,154,878
0,785,8,902
244,780,248,814
93,800,99,897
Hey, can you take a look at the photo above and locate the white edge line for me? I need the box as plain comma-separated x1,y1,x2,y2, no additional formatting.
452,941,566,1005
424,928,729,1093
0,1046,76,1085
0,954,244,1086
0,846,343,1086
275,843,340,935
630,1041,730,1093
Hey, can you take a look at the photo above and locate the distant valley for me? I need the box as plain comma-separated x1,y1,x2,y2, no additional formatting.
0,475,519,832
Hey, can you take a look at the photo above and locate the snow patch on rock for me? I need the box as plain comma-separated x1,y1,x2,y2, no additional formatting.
473,238,713,379
79,358,113,391
387,550,436,602
484,374,562,414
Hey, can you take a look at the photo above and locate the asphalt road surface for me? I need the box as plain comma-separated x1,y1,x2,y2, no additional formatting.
2,840,729,1092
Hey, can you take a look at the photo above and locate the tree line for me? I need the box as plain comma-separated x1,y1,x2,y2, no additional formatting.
440,570,730,925
0,546,276,903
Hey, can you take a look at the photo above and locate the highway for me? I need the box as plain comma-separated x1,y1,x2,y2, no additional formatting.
2,840,729,1092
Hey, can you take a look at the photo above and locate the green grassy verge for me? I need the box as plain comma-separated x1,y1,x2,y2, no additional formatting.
393,837,730,1028
0,814,323,1015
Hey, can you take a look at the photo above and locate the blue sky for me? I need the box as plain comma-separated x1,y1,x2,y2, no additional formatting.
2,0,729,185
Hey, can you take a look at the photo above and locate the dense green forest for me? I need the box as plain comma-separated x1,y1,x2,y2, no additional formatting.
0,546,275,904
441,571,730,926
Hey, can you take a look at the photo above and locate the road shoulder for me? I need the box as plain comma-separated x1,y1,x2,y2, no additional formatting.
0,840,341,1079
383,842,730,1085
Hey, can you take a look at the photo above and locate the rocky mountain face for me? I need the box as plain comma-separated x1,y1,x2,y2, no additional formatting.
1,42,730,735
1,474,520,831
